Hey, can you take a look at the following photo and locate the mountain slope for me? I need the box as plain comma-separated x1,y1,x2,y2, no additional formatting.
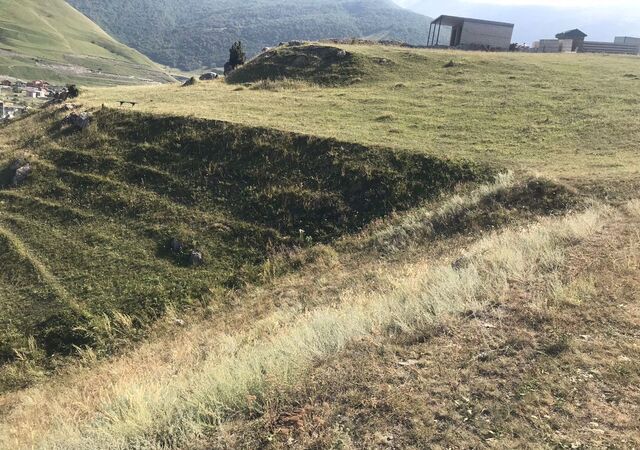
67,0,431,70
0,0,172,85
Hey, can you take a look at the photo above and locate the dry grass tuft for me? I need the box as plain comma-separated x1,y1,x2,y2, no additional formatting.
0,204,612,450
625,199,640,217
249,78,317,91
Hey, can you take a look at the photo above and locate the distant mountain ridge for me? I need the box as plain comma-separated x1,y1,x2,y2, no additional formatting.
67,0,432,70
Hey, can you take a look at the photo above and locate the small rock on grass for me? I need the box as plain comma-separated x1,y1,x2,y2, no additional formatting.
189,250,204,266
9,159,32,186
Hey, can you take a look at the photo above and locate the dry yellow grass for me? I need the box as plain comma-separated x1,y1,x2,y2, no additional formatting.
0,199,613,449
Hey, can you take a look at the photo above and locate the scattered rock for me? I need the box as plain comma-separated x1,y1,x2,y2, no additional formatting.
199,72,219,81
444,60,457,68
189,250,204,266
12,162,32,186
337,49,347,58
286,40,305,46
451,256,470,270
224,62,234,76
63,112,92,130
397,359,419,366
169,238,184,253
9,159,27,171
173,318,186,327
182,77,198,87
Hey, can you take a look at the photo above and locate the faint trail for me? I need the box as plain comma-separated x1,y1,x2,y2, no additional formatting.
0,222,83,314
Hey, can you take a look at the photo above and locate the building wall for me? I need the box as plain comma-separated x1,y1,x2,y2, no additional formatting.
615,36,640,53
580,41,639,55
459,22,513,49
534,39,561,53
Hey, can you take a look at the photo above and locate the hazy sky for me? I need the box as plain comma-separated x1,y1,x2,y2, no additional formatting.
393,0,640,43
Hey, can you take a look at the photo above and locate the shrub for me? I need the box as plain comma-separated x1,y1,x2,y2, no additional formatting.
66,84,80,98
229,41,246,70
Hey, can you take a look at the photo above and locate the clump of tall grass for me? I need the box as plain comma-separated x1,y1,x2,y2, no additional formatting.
357,173,583,253
249,78,316,91
1,204,610,450
625,199,640,217
358,172,516,252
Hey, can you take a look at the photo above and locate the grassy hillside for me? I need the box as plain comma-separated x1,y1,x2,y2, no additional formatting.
0,0,172,85
85,44,640,191
1,43,639,449
0,105,490,391
3,185,638,448
67,0,431,69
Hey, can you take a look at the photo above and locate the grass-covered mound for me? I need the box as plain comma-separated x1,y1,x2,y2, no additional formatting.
0,106,491,390
226,44,375,85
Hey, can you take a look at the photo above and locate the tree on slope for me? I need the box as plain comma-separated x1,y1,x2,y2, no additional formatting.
225,41,246,75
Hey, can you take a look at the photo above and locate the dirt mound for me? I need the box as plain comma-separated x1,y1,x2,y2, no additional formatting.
226,44,364,85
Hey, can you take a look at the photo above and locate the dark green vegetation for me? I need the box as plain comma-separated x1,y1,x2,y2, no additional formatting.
66,0,431,70
0,0,172,85
228,41,246,70
0,106,490,390
227,44,366,85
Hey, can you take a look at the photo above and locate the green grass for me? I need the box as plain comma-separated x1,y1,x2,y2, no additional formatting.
0,0,172,85
0,105,489,390
84,44,640,184
1,42,639,449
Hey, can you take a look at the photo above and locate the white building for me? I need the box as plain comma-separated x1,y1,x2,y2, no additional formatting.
25,87,48,98
428,15,514,50
614,36,640,54
532,39,575,53
0,101,27,120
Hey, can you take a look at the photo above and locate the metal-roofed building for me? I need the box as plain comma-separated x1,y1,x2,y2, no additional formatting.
428,15,514,50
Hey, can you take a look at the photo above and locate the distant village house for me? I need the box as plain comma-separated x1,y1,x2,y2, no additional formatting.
27,80,49,89
25,87,48,98
0,101,25,120
555,29,587,51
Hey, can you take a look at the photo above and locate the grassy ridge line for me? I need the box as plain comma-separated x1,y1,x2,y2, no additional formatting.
0,201,612,449
0,0,172,84
83,45,640,186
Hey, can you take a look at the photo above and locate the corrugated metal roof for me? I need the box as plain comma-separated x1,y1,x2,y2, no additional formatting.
430,15,514,28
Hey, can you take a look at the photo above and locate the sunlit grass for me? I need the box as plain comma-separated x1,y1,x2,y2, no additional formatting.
0,202,612,449
82,44,640,182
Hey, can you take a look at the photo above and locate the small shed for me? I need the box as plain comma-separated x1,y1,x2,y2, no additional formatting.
428,15,514,50
555,29,587,51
